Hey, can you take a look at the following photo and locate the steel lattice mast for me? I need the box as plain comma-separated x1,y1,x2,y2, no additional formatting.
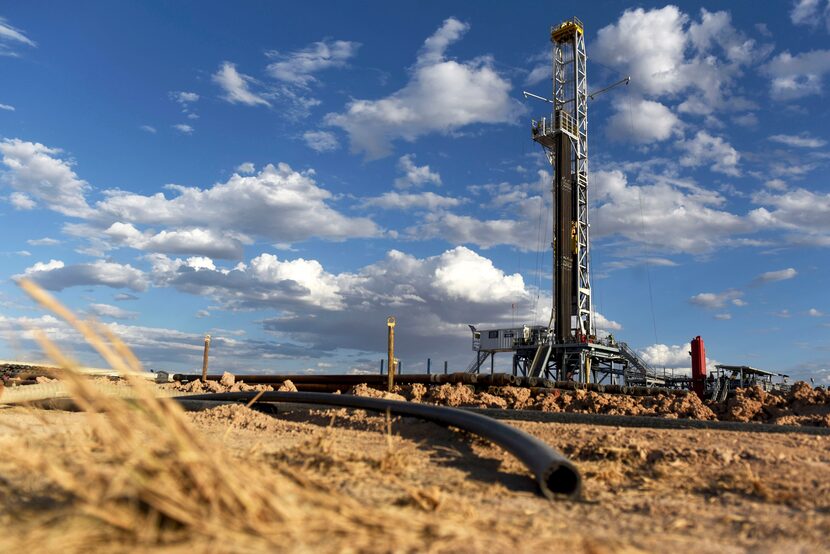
532,17,593,343
468,18,655,385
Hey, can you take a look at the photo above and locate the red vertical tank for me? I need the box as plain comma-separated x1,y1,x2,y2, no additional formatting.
690,336,706,398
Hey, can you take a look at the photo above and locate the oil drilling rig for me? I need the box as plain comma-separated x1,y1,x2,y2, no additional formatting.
468,17,662,386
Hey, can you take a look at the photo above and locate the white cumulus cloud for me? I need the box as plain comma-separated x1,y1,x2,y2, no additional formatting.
639,343,690,369
764,49,830,99
302,130,339,152
235,162,255,174
9,191,35,209
394,154,442,189
325,18,524,158
594,312,623,331
147,246,540,361
689,289,745,309
96,162,379,245
749,188,830,246
605,98,680,144
16,259,148,291
0,139,92,217
170,91,199,104
594,7,768,114
768,133,826,148
790,0,830,31
266,40,360,86
755,268,797,284
591,169,750,254
678,131,740,176
363,191,462,211
88,303,138,320
104,222,247,259
212,62,271,107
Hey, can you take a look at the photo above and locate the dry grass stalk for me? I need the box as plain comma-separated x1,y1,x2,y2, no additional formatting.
7,279,466,552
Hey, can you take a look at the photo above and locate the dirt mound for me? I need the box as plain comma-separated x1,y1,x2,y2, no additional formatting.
277,380,298,392
219,372,235,387
722,386,770,422
182,377,827,427
788,381,828,403
476,392,508,409
348,383,406,402
402,383,427,402
537,390,563,412
716,383,830,426
364,383,506,409
189,403,282,431
651,390,717,420
425,383,477,407
535,389,716,420
491,386,533,409
172,378,275,394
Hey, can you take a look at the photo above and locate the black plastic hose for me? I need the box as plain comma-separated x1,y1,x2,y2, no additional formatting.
177,391,581,500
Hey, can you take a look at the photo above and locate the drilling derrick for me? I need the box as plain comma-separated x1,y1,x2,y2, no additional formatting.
467,17,664,387
532,17,592,344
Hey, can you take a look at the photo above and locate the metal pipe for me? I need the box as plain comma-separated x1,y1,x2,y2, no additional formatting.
288,383,350,393
176,390,582,500
201,335,211,383
172,372,682,397
387,316,396,392
173,372,483,386
588,76,631,100
522,90,554,104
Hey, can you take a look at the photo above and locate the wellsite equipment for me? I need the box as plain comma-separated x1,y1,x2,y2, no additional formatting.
466,17,662,387
690,335,706,398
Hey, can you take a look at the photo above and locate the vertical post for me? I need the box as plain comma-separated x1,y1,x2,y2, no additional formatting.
380,359,384,375
387,316,396,392
490,353,494,375
201,334,211,383
444,361,448,374
427,358,431,375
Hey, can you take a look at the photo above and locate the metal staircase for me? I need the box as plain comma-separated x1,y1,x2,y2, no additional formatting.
528,343,553,378
617,342,660,386
711,376,729,402
465,350,491,373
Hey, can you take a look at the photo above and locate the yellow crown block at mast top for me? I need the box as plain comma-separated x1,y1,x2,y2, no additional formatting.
551,17,583,43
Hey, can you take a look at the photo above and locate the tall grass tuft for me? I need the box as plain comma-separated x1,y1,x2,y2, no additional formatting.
7,279,448,552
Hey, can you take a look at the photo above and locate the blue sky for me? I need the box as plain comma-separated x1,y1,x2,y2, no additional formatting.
1,1,829,382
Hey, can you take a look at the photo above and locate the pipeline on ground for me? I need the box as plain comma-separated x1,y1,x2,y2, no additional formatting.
176,390,582,500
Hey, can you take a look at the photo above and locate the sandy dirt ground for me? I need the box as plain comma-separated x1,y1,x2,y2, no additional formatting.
1,402,828,553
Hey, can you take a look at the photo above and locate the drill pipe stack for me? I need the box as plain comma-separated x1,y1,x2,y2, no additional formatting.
173,372,481,386
171,372,680,397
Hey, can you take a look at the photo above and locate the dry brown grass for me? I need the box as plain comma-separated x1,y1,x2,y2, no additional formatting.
1,280,489,552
